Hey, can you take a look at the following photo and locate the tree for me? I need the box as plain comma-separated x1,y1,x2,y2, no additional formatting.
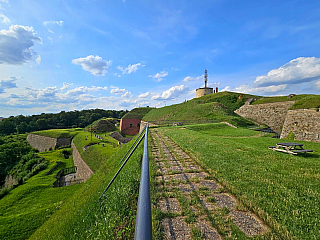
16,122,28,134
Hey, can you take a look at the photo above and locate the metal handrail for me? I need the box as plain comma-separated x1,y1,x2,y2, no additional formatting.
134,122,152,240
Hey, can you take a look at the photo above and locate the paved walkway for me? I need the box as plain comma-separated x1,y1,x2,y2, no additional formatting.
150,129,268,239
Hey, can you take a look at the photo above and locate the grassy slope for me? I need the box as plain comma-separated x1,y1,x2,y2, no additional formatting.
0,149,80,240
143,92,257,127
32,128,82,138
72,131,119,172
29,135,144,239
187,123,260,137
252,94,320,110
162,126,320,239
122,107,154,119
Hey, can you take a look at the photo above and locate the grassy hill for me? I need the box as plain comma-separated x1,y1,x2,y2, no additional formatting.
32,128,82,138
252,94,320,110
122,107,154,119
142,92,259,127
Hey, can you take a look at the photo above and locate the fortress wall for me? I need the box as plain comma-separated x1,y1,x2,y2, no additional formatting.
280,109,320,142
235,101,295,133
196,88,213,98
71,142,93,181
27,134,57,152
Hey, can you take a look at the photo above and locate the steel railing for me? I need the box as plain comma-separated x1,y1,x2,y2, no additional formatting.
134,123,152,240
99,123,152,239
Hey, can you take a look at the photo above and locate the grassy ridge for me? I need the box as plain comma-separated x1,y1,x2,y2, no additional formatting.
122,107,153,119
0,149,80,240
73,131,119,172
162,127,320,239
252,94,320,110
32,128,82,138
143,94,254,127
29,135,144,239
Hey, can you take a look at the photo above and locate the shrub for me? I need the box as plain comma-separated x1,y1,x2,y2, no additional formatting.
286,131,295,140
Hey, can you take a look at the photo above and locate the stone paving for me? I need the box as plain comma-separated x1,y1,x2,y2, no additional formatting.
150,130,268,239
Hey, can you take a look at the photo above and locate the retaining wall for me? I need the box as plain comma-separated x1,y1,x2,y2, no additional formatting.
235,101,295,133
27,134,71,152
280,109,320,142
71,142,93,181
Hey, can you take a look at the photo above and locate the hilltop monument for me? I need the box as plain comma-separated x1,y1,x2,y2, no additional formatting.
196,69,216,98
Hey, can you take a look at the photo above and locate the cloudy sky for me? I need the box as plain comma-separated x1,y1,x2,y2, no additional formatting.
1,0,320,117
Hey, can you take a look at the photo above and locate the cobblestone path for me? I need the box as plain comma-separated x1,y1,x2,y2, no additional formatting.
150,129,268,239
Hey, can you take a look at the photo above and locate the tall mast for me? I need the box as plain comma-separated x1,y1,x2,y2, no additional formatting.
204,69,208,88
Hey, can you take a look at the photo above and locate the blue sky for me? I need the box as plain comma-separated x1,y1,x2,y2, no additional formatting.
1,0,320,117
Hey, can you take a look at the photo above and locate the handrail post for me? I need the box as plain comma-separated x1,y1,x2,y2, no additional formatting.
134,122,152,240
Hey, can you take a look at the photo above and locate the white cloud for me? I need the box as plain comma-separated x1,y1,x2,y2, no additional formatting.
183,75,203,82
0,13,10,24
316,81,320,89
110,86,126,94
60,82,73,91
151,85,189,100
138,92,150,98
122,91,133,98
149,70,168,82
72,55,112,76
0,25,42,65
43,20,64,27
225,84,288,95
254,57,320,87
36,55,41,64
63,86,108,97
117,63,144,74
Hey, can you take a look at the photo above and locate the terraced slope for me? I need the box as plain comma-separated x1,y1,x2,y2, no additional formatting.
150,130,271,239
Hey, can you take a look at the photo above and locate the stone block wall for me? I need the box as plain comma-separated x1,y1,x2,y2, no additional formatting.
27,134,57,152
235,101,295,133
280,109,320,142
71,142,93,181
27,134,71,152
196,87,213,98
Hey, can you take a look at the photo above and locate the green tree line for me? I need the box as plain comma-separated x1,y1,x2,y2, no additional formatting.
0,109,128,135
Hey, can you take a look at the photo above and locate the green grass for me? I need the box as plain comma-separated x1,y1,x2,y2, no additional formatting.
186,123,260,137
122,107,154,119
143,94,254,127
72,131,119,172
161,127,320,239
32,128,82,138
0,149,80,240
252,94,320,110
29,135,144,240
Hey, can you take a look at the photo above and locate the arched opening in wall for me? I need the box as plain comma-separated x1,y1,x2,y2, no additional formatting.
137,123,140,128
129,123,133,128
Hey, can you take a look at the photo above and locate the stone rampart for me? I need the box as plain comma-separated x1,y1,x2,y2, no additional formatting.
27,134,71,152
27,134,57,152
71,142,93,181
280,109,320,142
235,101,295,133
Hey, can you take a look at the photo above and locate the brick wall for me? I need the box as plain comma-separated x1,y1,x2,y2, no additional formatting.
120,118,141,135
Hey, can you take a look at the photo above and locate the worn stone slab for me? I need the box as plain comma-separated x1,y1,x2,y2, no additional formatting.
230,210,268,236
168,161,181,166
168,166,184,173
198,180,220,191
171,173,188,181
156,162,166,167
167,183,198,193
158,198,181,213
185,164,201,171
185,172,208,180
162,217,191,239
196,220,222,240
211,193,237,210
199,196,216,211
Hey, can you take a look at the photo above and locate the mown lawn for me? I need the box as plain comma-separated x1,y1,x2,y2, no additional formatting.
161,126,320,239
187,123,260,137
0,149,80,240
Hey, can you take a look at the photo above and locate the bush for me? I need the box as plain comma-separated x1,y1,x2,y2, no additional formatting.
286,131,295,140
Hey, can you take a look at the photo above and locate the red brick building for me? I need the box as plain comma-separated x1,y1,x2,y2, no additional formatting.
120,118,141,135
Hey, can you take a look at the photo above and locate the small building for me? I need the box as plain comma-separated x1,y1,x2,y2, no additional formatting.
120,118,141,135
196,69,218,98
